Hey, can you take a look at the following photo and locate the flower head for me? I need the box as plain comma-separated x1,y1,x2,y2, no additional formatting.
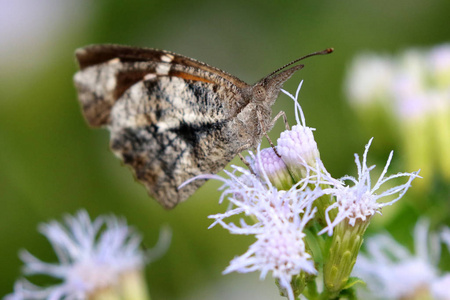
205,161,319,233
319,138,420,236
345,45,450,185
249,147,295,190
206,164,319,300
431,274,450,300
277,125,321,183
223,203,317,300
276,81,323,185
184,146,323,300
429,44,450,86
6,210,148,300
345,54,395,107
354,219,450,300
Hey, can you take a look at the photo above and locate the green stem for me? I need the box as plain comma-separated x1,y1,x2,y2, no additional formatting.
303,279,319,300
322,219,370,297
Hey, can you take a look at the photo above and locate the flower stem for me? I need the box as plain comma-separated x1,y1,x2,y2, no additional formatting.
323,219,370,297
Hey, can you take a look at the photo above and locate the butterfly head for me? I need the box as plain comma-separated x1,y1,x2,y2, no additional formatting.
251,48,334,107
252,63,305,106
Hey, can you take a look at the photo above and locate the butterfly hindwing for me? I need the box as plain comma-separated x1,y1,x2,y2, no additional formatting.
109,76,242,208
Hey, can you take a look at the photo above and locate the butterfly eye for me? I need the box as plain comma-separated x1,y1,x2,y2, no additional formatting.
253,86,266,101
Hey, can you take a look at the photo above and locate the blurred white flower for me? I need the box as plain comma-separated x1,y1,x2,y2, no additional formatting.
429,44,450,86
345,45,450,185
354,219,450,300
441,227,450,250
431,274,450,300
345,47,450,120
345,54,395,106
393,50,431,120
319,138,419,236
5,210,149,300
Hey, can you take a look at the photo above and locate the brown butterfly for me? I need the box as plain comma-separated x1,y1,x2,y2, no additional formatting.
73,44,333,209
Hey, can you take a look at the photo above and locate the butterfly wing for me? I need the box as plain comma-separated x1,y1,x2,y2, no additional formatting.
74,44,249,127
74,45,251,208
75,44,248,88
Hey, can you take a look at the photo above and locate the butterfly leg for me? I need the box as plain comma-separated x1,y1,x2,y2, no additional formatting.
263,131,280,157
270,110,290,130
256,110,281,157
237,153,256,175
234,143,257,175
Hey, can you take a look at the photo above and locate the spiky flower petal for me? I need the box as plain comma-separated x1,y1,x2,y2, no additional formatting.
319,138,420,236
6,210,149,300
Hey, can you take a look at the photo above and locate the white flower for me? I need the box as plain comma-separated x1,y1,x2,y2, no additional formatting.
205,160,320,233
209,168,320,300
277,125,321,183
429,44,450,75
393,50,431,120
354,219,450,300
206,164,319,300
345,45,450,122
223,204,317,300
277,125,319,167
345,54,395,106
249,146,295,190
6,210,147,300
277,81,323,184
429,44,450,89
440,226,450,250
431,274,450,300
183,144,323,300
345,45,450,184
319,138,420,236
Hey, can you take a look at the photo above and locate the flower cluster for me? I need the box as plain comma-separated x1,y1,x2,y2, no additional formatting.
354,219,450,300
345,44,450,187
183,156,321,299
184,81,420,299
6,210,154,300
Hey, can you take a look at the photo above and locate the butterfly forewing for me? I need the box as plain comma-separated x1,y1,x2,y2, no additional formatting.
74,45,249,208
75,44,248,88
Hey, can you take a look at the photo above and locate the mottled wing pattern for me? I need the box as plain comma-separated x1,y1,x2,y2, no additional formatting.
74,45,249,127
110,77,241,208
74,45,250,208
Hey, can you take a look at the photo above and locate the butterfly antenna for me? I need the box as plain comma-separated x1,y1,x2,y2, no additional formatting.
267,48,334,78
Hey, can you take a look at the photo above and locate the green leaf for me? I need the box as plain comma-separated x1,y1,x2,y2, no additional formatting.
342,277,366,290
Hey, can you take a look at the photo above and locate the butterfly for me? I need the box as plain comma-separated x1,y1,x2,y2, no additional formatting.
73,44,333,209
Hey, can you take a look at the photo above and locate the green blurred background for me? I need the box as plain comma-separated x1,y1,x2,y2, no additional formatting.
1,0,449,299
